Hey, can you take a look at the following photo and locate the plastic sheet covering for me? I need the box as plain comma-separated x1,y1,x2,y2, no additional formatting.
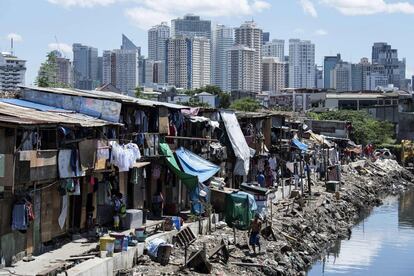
292,138,309,152
175,147,220,183
159,143,198,189
220,110,251,176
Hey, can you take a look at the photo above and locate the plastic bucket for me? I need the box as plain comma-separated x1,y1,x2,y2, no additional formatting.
135,227,146,242
172,216,181,231
157,244,173,266
110,233,125,253
99,236,115,251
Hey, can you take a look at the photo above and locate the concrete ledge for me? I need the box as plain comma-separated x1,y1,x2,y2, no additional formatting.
63,214,220,276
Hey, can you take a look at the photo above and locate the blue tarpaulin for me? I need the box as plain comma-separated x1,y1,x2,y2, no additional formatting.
292,139,308,152
190,183,210,215
175,147,220,183
0,99,70,112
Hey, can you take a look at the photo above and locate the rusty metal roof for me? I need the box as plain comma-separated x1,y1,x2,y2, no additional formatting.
19,86,189,110
0,101,119,127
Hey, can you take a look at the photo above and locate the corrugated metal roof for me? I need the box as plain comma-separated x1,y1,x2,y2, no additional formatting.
20,86,189,110
0,99,71,113
0,101,119,127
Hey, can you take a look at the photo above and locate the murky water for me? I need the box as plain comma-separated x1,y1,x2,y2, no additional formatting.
308,190,414,276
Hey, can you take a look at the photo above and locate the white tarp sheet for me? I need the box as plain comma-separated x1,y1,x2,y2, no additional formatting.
220,110,251,176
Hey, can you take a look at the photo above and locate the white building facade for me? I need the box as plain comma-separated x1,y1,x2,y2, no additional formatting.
166,36,211,90
226,45,256,93
262,57,287,92
101,49,139,95
0,52,26,92
235,21,263,93
212,24,234,91
262,39,284,60
288,39,315,89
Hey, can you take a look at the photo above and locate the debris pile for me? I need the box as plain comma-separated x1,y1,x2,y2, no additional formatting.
133,159,414,275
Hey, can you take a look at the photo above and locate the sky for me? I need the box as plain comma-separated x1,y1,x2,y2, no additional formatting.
1,0,414,84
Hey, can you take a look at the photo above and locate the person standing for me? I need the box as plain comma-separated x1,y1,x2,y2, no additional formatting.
249,213,262,254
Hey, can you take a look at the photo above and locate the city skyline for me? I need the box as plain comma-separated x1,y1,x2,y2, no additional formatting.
1,0,414,84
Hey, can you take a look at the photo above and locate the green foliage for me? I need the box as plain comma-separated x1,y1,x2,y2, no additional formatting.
36,51,70,88
308,110,395,145
181,98,211,108
134,86,151,99
185,85,231,108
230,98,260,112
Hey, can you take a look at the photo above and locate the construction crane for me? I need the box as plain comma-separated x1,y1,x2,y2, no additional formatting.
54,35,65,58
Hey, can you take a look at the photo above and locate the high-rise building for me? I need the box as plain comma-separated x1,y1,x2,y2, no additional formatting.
235,21,263,93
148,22,170,61
315,65,323,89
97,56,103,85
51,50,73,86
0,52,26,91
324,54,341,89
331,61,352,92
153,60,166,84
289,39,315,89
371,42,405,87
262,56,287,92
262,32,270,45
121,34,140,53
101,49,139,95
72,43,99,90
212,24,234,91
412,76,414,91
226,45,256,93
171,14,211,39
262,39,284,60
166,36,211,89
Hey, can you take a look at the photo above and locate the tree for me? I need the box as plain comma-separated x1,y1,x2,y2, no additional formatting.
135,86,150,99
189,85,231,108
230,98,260,112
36,51,70,88
308,110,395,145
181,98,211,108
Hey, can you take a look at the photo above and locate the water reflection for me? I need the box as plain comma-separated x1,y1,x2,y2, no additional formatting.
308,190,414,276
399,190,414,228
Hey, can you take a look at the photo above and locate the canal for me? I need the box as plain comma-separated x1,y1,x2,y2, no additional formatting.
308,189,414,276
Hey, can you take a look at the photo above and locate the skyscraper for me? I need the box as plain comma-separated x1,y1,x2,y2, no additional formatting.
101,49,139,95
331,61,352,92
0,52,26,91
122,34,140,53
212,24,234,91
148,22,170,61
262,39,284,60
171,14,211,39
262,56,287,92
166,36,211,89
289,39,315,89
226,45,256,93
262,32,270,45
324,54,341,89
235,21,263,93
51,50,73,86
72,43,99,90
371,42,404,87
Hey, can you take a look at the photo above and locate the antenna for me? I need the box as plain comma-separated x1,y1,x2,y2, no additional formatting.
54,35,65,58
10,38,14,55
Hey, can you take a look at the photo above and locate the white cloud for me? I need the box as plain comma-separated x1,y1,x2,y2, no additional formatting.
125,7,173,30
320,0,414,15
47,0,271,29
293,28,305,34
6,33,23,42
48,43,72,57
126,0,271,29
47,0,121,8
300,0,318,17
315,29,328,35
